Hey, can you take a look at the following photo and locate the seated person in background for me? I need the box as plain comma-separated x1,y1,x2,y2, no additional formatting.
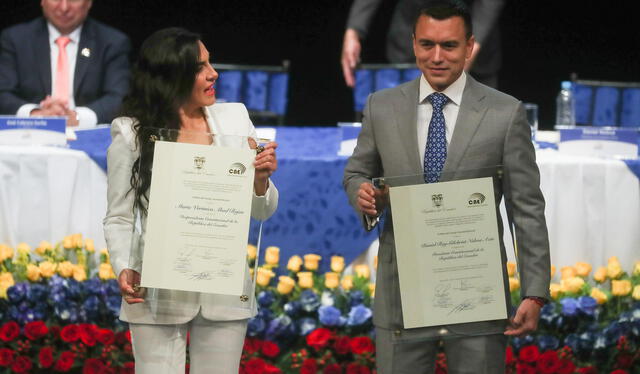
0,0,130,127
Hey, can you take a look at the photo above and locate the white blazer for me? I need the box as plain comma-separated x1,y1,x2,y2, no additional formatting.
103,103,278,324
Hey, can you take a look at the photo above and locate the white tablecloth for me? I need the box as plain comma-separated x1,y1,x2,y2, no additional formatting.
0,146,107,250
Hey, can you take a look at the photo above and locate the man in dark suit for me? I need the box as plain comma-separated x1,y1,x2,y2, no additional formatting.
0,0,130,127
341,0,503,88
343,1,549,372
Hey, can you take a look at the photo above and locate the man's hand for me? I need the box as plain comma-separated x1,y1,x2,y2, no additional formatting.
357,182,388,217
31,95,78,126
118,269,145,304
341,29,362,88
252,141,278,196
504,298,542,337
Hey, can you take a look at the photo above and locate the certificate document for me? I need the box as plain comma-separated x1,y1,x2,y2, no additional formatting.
389,177,507,329
140,141,255,296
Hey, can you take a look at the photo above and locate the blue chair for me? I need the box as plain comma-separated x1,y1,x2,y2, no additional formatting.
214,61,290,125
353,63,421,118
572,78,640,127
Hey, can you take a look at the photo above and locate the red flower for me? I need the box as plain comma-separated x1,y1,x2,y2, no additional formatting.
243,338,263,355
300,358,318,374
616,353,634,369
24,321,48,340
333,336,351,355
243,358,266,374
518,345,540,363
516,363,536,374
39,347,54,368
0,321,19,342
79,324,98,346
323,363,342,374
54,351,76,372
306,328,332,350
0,348,15,366
11,356,32,373
119,362,135,374
263,364,282,374
505,346,516,366
556,358,576,374
97,329,115,345
346,363,371,374
60,325,80,343
537,350,560,374
349,336,374,355
611,371,629,374
261,340,280,358
576,367,597,374
115,331,130,346
83,358,105,374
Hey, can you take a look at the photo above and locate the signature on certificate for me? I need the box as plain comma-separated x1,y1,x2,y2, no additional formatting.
448,298,478,315
188,271,213,281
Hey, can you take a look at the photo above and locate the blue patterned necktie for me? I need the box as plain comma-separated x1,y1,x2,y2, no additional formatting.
424,92,449,183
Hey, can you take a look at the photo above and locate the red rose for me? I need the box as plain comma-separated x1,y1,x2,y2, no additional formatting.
97,329,115,345
101,367,117,374
60,325,80,343
119,362,135,374
24,321,48,340
263,364,282,374
349,336,374,355
333,336,351,355
306,328,332,350
54,351,76,372
616,353,634,369
0,321,19,342
518,345,540,363
346,363,371,374
115,331,130,346
556,358,576,374
323,363,342,374
576,367,597,374
0,348,15,366
261,340,280,358
39,347,54,368
79,324,98,346
505,346,516,366
11,356,32,373
83,358,105,374
300,358,318,374
611,371,629,374
515,363,536,374
243,337,263,355
536,350,560,374
244,358,266,374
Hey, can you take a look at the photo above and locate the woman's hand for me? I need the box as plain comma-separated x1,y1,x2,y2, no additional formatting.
118,268,145,304
253,141,278,196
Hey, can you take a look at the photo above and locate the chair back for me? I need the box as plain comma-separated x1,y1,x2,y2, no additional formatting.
353,63,421,115
573,78,640,127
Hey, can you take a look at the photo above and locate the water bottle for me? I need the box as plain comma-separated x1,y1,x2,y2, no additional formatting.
555,81,575,127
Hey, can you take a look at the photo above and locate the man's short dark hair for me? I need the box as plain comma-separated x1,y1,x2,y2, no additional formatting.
413,0,473,39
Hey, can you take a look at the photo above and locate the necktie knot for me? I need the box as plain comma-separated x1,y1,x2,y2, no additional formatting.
56,36,71,49
427,92,449,112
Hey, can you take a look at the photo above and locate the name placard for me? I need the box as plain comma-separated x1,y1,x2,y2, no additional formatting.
0,116,67,146
558,127,638,158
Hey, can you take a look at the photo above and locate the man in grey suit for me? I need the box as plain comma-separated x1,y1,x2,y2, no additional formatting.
343,1,550,372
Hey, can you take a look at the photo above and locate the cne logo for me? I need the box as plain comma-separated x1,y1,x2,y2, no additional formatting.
468,192,486,205
432,193,444,208
193,156,206,170
228,162,247,175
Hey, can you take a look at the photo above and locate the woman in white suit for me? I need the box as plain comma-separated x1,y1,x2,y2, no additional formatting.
103,28,278,373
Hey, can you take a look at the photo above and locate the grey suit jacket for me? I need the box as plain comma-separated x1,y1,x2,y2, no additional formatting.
343,76,550,338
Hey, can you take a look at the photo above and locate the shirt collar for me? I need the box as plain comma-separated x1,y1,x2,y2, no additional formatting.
419,71,467,106
47,22,83,45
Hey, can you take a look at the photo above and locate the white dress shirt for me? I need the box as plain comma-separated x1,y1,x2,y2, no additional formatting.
16,23,98,128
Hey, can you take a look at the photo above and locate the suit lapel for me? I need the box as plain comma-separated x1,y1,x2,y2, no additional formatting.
395,78,422,172
34,19,51,95
443,76,488,174
74,19,95,94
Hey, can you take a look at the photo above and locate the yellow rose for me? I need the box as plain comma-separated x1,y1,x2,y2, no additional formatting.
265,246,280,266
57,261,74,278
631,285,640,301
560,276,585,294
297,271,314,288
84,239,95,253
39,261,57,278
62,236,74,249
35,241,52,256
506,262,517,277
550,265,556,279
574,262,592,278
17,242,31,257
246,245,257,260
73,265,87,282
368,283,376,298
611,280,632,296
633,261,640,276
0,272,15,289
509,277,520,292
607,257,623,279
72,233,83,249
330,256,345,273
341,275,354,291
355,264,370,280
287,255,303,272
594,267,607,283
0,244,13,262
256,268,275,287
549,283,562,300
98,263,116,280
26,264,41,282
590,288,608,304
277,276,296,294
560,266,576,280
324,272,339,288
303,254,322,271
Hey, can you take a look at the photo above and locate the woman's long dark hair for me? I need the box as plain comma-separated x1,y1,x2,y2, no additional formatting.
120,27,202,214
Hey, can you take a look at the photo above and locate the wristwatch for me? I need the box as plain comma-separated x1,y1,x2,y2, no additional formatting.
523,296,547,307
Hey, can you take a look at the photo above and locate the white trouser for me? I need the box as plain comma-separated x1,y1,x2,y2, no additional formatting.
129,313,247,374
